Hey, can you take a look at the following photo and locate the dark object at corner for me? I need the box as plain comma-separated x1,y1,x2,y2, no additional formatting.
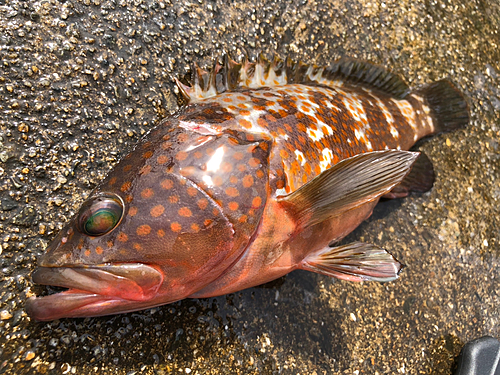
455,336,500,375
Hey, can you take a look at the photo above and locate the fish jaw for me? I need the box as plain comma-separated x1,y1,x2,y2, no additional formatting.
25,263,165,321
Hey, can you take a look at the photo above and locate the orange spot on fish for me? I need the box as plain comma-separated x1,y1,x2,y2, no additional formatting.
150,205,165,218
128,206,138,217
197,198,208,210
123,165,132,172
157,154,169,164
252,196,262,208
175,151,188,161
125,195,133,203
242,175,254,188
256,170,265,178
178,207,192,217
238,215,247,223
180,167,195,177
133,243,142,251
248,158,260,168
238,164,246,172
162,141,172,150
246,145,256,153
240,110,251,116
297,122,307,132
187,187,198,197
304,163,312,175
280,149,289,159
225,187,239,197
121,181,131,192
204,219,213,227
161,179,174,190
239,119,252,129
143,151,153,159
230,176,238,184
257,117,268,127
140,165,152,175
95,246,103,255
191,223,200,232
117,232,128,242
84,250,91,257
109,177,117,186
157,229,165,238
221,162,233,173
137,225,151,236
107,241,113,248
276,179,285,189
290,161,300,175
169,195,179,204
212,176,223,187
171,222,182,232
223,97,233,103
178,133,189,143
141,188,154,199
212,207,219,216
194,151,203,159
228,201,239,211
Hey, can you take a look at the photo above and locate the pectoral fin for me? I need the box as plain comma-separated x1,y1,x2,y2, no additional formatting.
383,152,435,199
278,150,419,228
300,242,404,282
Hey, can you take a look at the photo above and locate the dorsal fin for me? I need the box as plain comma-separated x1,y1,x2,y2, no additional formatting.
320,58,410,99
174,54,410,103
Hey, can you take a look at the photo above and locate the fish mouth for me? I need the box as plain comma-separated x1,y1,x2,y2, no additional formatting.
25,263,164,321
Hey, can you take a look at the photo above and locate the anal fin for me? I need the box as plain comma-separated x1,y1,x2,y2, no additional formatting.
300,242,404,282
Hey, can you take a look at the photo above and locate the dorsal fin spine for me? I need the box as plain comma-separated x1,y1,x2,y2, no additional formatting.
177,54,409,103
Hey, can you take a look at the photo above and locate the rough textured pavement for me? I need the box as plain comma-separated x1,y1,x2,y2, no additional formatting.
0,0,499,374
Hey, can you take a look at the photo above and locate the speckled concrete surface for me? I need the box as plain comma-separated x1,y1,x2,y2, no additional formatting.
0,0,498,374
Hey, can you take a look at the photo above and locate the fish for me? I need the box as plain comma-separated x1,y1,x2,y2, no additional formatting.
25,55,469,321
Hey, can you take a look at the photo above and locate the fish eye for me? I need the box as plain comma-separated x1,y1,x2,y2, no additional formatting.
77,193,124,237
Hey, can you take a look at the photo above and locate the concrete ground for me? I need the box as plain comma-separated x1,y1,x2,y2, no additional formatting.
0,0,498,373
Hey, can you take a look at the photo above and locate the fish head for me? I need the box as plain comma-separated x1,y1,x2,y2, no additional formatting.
26,116,271,320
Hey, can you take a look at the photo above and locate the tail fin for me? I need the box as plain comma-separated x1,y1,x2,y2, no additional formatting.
415,79,469,134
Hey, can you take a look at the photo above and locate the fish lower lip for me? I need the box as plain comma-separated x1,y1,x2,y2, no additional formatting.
26,263,164,321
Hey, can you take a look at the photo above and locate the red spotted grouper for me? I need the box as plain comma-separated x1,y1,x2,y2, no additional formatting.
26,55,469,320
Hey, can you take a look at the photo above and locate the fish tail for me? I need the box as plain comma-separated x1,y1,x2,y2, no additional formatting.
415,79,469,135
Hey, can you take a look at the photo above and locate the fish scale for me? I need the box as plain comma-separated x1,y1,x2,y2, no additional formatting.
26,55,469,320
